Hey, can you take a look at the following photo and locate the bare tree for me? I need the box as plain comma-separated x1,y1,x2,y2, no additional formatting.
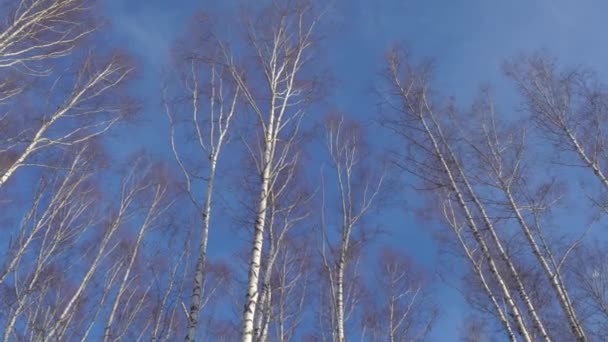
0,0,135,190
0,148,177,341
0,0,96,73
319,115,384,342
266,236,311,342
381,47,552,341
377,249,436,342
0,0,96,105
453,91,587,340
1,145,98,341
47,157,173,341
506,55,608,195
253,174,313,342
214,2,324,340
0,51,134,189
164,18,241,339
102,158,173,342
568,242,608,339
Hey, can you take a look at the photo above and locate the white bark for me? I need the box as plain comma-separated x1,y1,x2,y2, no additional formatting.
0,54,132,189
165,58,239,341
384,52,540,340
420,114,533,341
442,195,518,342
0,0,95,73
104,181,168,342
320,117,384,342
234,4,320,340
468,109,586,340
242,116,275,342
1,148,95,341
45,162,148,339
427,110,550,340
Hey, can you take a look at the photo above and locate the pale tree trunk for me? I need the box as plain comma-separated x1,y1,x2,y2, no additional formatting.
0,149,90,285
505,186,585,340
564,128,608,189
466,93,587,340
0,54,132,189
2,148,95,341
165,54,238,340
185,159,216,340
420,114,533,341
442,195,518,342
257,282,272,342
242,121,276,341
335,251,347,342
234,3,320,341
254,203,277,341
384,50,540,340
152,247,189,342
104,182,167,342
259,217,311,342
427,111,550,340
45,162,149,340
505,56,608,339
506,57,608,192
320,116,384,342
183,72,236,340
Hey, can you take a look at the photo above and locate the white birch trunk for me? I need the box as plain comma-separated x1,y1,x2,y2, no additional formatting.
254,208,276,341
442,196,518,341
416,113,534,341
104,184,164,342
242,119,276,342
335,251,347,342
504,185,586,340
185,154,217,341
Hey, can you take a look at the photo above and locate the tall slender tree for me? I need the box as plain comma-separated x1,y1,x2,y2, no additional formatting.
319,115,384,342
382,47,550,341
216,2,323,340
164,19,241,339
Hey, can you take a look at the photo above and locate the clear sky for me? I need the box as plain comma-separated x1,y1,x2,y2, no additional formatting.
101,0,608,339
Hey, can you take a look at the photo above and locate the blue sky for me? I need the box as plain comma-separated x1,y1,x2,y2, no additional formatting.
101,0,608,339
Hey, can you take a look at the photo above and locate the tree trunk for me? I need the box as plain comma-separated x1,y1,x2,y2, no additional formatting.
185,154,218,341
242,117,276,342
417,114,533,342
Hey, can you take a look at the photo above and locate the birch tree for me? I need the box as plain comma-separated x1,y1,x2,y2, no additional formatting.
0,0,96,106
568,242,608,339
102,158,173,342
164,21,241,339
319,116,384,342
1,145,98,341
0,51,134,190
376,249,436,342
460,92,587,340
0,150,174,340
360,249,436,342
382,47,551,341
0,0,135,192
264,236,311,342
0,0,96,74
505,56,608,226
245,175,312,341
45,157,173,341
253,175,312,342
219,2,323,340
